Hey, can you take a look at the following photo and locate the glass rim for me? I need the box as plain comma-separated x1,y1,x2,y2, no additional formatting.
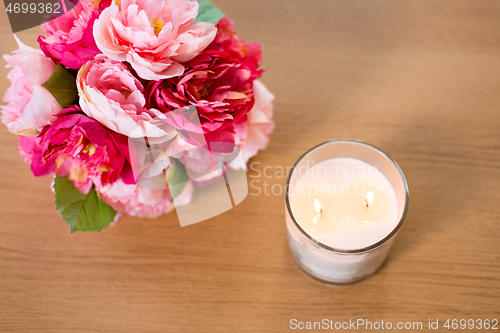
285,139,410,254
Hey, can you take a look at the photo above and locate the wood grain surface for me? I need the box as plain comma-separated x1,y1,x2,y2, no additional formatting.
0,0,499,332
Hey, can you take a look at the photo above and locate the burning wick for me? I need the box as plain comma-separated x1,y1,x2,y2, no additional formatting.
313,198,324,224
365,191,374,207
314,198,324,215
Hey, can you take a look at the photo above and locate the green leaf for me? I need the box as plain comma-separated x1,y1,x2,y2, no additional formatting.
54,175,116,233
167,158,189,199
42,64,79,109
194,1,224,25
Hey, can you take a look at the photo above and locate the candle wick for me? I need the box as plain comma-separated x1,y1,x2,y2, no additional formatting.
364,191,374,207
314,198,324,215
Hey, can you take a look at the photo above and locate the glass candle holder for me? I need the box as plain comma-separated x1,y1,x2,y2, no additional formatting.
285,139,409,285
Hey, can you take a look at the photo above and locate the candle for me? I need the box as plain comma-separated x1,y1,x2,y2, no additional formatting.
291,158,399,250
285,140,409,284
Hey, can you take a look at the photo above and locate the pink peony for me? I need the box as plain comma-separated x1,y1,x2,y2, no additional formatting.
18,135,56,176
77,55,176,140
18,134,94,194
206,16,263,80
2,36,62,135
17,135,73,177
146,50,255,152
38,106,134,188
98,178,193,218
93,0,216,80
232,80,275,170
37,0,111,69
17,136,34,164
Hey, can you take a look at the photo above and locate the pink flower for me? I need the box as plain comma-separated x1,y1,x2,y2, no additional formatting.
18,133,94,195
77,55,176,140
207,16,263,80
37,0,111,69
146,50,255,152
38,106,134,188
97,178,193,218
232,80,275,169
93,0,216,80
18,135,56,176
2,36,62,135
17,135,72,177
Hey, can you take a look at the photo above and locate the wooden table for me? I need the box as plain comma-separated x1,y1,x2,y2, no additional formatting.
0,0,499,332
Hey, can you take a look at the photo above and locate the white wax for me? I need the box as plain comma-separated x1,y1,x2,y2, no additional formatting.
290,158,399,250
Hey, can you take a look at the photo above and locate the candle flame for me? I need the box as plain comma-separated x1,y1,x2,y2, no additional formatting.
314,198,324,215
365,191,374,207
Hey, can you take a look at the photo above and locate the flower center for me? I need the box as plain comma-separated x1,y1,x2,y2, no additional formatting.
82,143,96,156
121,91,131,99
151,18,164,36
198,81,213,99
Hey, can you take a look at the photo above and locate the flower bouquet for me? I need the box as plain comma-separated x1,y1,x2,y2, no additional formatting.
1,0,274,232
